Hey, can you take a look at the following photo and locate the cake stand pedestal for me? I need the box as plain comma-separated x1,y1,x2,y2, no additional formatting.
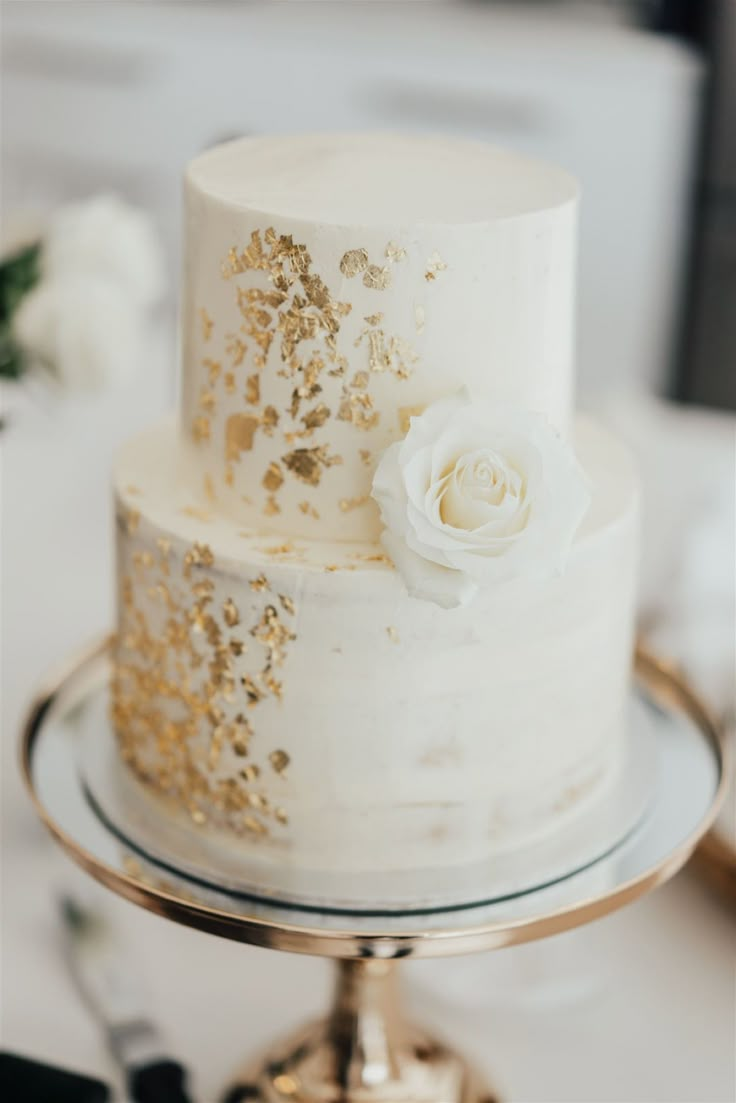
20,642,727,1103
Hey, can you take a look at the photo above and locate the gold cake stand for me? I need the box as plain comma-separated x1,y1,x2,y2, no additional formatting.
20,640,727,1102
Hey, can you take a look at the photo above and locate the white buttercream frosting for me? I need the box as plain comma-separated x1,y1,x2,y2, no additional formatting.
181,133,578,541
112,416,638,874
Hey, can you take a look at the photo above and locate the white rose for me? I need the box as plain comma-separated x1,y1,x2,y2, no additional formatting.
372,391,591,609
12,274,143,391
43,195,165,309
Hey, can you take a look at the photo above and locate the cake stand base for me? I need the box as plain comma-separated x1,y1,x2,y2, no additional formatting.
20,641,727,1103
229,959,493,1103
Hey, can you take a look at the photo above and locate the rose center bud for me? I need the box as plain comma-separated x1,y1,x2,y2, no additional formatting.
439,449,524,530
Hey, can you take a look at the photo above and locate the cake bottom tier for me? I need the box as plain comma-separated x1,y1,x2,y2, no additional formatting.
112,416,639,874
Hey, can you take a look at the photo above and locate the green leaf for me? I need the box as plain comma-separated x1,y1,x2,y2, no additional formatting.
0,241,42,379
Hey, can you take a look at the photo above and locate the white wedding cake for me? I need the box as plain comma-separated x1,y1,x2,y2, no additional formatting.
112,133,639,879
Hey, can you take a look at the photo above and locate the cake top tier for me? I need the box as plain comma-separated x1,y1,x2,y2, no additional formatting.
186,132,578,225
181,133,579,542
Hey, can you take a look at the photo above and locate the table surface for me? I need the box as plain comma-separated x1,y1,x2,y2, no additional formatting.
2,383,734,1103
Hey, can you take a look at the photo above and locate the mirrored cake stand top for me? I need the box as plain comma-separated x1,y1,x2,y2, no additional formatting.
19,639,728,1102
21,638,726,960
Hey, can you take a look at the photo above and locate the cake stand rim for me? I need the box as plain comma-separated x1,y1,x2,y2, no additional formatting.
19,636,729,960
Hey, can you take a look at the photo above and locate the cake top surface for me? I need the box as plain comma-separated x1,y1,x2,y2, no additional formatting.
187,132,578,226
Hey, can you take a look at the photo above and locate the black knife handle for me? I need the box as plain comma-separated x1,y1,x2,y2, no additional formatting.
128,1058,193,1103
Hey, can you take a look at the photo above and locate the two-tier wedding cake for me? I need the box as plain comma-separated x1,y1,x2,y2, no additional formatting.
111,133,639,881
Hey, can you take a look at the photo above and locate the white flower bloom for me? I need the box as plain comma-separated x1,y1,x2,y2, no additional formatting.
43,195,165,309
12,274,142,391
372,391,591,609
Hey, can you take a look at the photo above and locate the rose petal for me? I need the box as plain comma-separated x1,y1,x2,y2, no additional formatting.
381,530,478,609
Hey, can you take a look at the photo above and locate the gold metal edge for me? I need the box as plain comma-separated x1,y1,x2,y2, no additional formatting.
19,638,730,960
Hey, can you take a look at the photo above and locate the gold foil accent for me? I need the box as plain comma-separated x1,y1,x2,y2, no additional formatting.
191,416,211,444
363,264,391,291
225,413,259,460
204,358,221,385
204,474,216,503
200,307,214,341
262,462,284,492
198,389,216,412
263,496,280,517
225,334,247,366
269,750,290,774
337,392,378,431
283,446,341,486
250,573,269,592
279,594,295,615
359,449,372,466
222,598,240,627
245,374,260,405
339,248,369,277
301,402,330,433
425,251,447,280
339,495,369,513
298,500,320,520
124,508,140,534
364,312,383,325
386,626,400,643
386,241,406,262
261,405,279,434
399,404,426,433
180,505,212,523
224,371,236,394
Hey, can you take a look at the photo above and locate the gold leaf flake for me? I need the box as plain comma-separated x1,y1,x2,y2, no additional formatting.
226,334,247,366
301,402,330,432
337,392,379,431
359,449,372,466
425,251,447,281
261,405,279,434
204,358,221,385
124,508,140,534
269,749,290,774
263,495,280,516
262,462,284,492
339,495,369,513
191,416,211,443
283,446,341,486
199,389,216,412
225,413,259,461
240,765,260,783
245,374,260,405
399,404,426,433
363,264,391,291
250,573,269,592
386,625,400,643
364,312,383,325
180,505,212,522
200,307,213,341
339,248,369,277
298,500,320,520
279,594,295,615
275,807,289,825
222,598,240,627
386,241,406,262
351,370,369,390
224,371,236,393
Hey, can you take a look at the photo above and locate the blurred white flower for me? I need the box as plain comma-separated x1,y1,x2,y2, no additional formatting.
43,195,165,309
12,274,142,391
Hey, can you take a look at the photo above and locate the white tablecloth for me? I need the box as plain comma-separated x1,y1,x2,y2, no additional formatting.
2,384,734,1102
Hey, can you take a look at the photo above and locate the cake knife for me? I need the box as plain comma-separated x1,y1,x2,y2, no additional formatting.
59,894,194,1103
